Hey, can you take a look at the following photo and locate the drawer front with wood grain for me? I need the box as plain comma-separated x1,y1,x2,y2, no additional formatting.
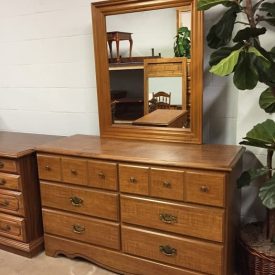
0,173,21,191
119,164,149,195
0,190,24,216
121,196,224,242
0,158,18,173
185,171,225,207
40,182,119,221
43,209,120,250
88,160,118,191
62,157,88,186
0,213,26,241
37,155,62,182
122,226,223,275
150,168,184,201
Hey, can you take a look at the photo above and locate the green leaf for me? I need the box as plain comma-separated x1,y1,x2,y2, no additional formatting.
259,174,275,209
240,119,275,149
210,48,242,76
209,43,244,66
233,27,266,42
237,167,270,188
260,2,275,17
207,5,240,49
233,52,259,90
259,88,275,113
255,59,275,87
263,18,275,26
197,0,233,10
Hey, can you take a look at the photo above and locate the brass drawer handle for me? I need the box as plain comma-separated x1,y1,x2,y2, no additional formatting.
0,200,9,207
45,165,51,171
0,225,11,232
71,169,77,175
70,196,83,207
129,177,137,183
162,181,171,188
0,162,4,169
72,224,85,234
160,245,177,256
200,185,209,193
0,179,6,185
160,213,177,224
98,171,105,179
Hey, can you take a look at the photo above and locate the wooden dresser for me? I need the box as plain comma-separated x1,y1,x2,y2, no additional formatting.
0,131,60,257
36,135,244,275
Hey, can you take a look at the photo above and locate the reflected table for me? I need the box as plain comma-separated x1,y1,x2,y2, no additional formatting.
132,109,187,128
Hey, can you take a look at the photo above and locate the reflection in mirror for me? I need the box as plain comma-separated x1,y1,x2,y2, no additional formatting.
106,8,191,128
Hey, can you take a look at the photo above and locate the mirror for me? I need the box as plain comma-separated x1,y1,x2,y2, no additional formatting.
92,0,203,144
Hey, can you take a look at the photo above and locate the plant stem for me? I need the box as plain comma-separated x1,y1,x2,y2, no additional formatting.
245,0,257,28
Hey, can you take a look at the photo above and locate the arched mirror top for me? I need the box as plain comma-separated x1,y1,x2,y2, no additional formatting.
91,0,203,144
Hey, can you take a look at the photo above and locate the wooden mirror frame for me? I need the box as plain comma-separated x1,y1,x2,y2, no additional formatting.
91,0,203,144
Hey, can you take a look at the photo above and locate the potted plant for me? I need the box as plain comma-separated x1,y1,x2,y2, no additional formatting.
198,0,275,273
174,26,191,58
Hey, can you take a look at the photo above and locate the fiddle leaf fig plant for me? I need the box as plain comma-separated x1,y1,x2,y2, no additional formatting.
174,26,191,58
198,0,275,238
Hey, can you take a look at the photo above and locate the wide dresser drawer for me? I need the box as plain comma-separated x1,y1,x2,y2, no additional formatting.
0,158,18,174
0,172,21,191
0,189,24,216
121,196,224,242
40,181,119,221
0,212,26,241
43,209,120,250
122,226,223,275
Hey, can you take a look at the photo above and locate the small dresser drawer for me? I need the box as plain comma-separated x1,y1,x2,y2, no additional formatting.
185,171,225,207
121,196,224,242
0,158,18,173
38,155,62,182
62,157,88,186
0,190,24,216
122,226,223,275
0,173,21,191
0,213,26,241
119,164,149,195
88,160,118,191
41,181,119,221
150,168,184,201
43,209,120,250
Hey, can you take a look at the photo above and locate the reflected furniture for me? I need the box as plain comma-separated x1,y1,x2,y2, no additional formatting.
0,131,59,257
132,109,186,128
36,135,244,275
107,31,133,62
151,91,171,111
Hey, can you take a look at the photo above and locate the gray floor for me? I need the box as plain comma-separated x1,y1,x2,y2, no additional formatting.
0,250,117,275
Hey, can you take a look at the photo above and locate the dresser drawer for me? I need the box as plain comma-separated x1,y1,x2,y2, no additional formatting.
40,182,119,221
43,209,120,250
121,196,224,242
62,157,88,186
119,164,149,195
0,173,21,191
150,168,184,201
0,158,18,173
38,155,62,182
88,160,118,191
0,212,26,241
122,226,223,275
0,190,24,216
185,171,225,207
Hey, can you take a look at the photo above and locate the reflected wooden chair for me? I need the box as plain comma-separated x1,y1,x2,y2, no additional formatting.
149,91,171,112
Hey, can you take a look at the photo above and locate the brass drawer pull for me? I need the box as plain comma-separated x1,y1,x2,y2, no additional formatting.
72,224,85,234
71,169,77,175
45,165,51,171
70,196,83,207
162,181,171,188
200,185,209,193
0,225,11,232
160,245,177,256
0,162,4,169
129,177,137,183
160,213,177,224
0,200,9,207
0,179,6,185
98,171,105,179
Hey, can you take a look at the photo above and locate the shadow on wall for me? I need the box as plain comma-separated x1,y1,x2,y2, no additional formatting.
241,150,266,225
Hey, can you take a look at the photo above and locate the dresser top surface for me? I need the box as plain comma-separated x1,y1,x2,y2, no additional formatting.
36,135,244,171
0,131,62,158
